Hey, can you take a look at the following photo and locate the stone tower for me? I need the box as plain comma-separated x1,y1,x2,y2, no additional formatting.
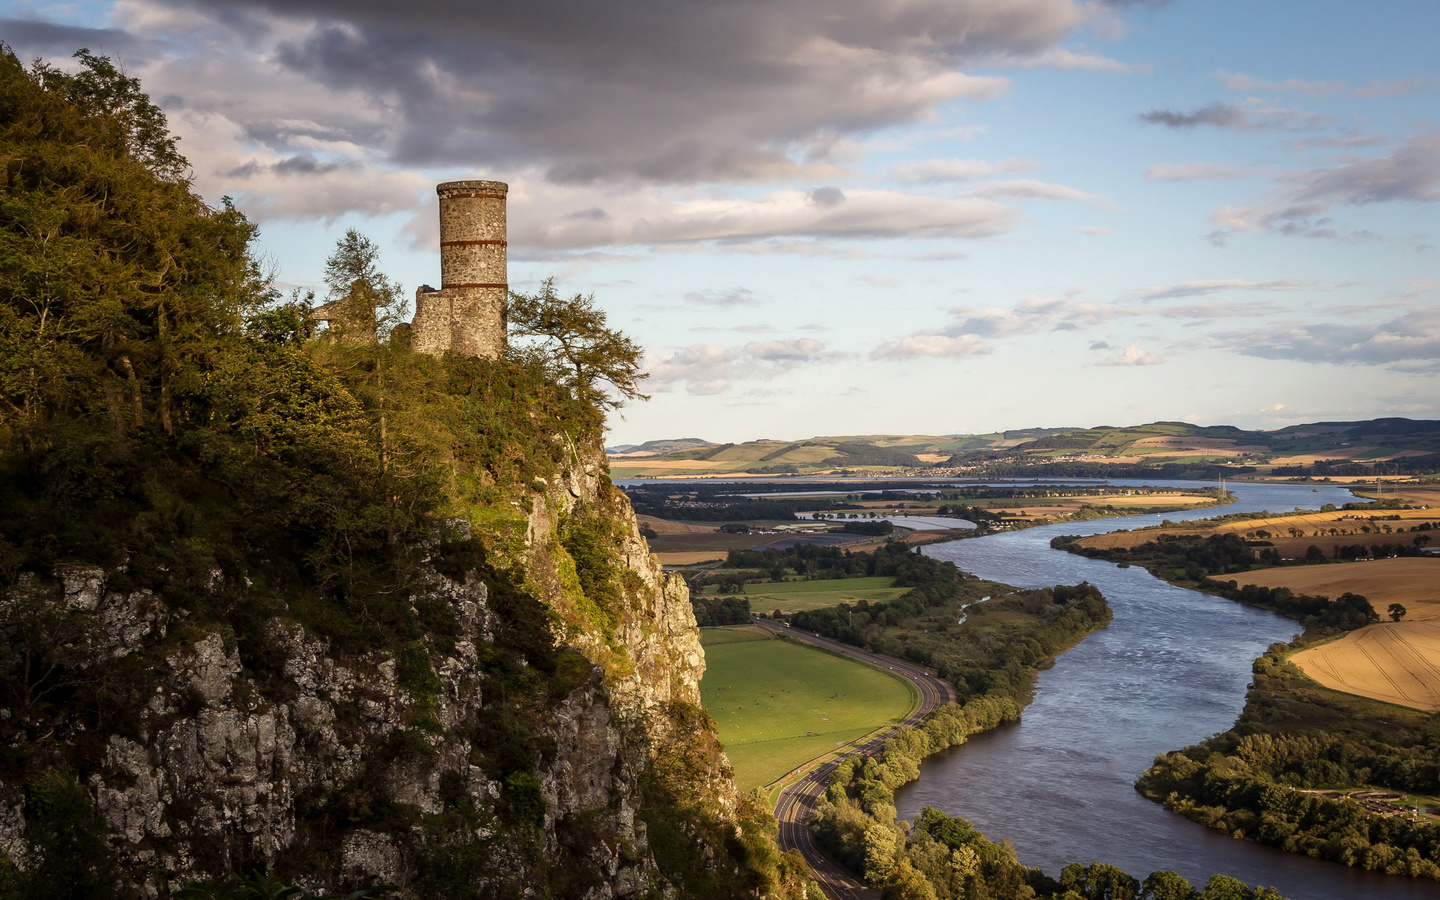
411,180,508,358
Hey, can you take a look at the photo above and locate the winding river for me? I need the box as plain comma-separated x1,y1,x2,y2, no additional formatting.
899,480,1440,900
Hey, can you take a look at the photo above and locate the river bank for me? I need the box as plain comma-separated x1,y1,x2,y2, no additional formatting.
898,480,1440,900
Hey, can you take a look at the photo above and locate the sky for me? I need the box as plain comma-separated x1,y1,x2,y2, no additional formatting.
3,0,1438,445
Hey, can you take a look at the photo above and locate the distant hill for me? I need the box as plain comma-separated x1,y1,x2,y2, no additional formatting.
608,419,1440,478
606,437,713,456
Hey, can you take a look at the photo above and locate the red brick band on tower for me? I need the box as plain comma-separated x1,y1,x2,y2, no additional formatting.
411,179,509,358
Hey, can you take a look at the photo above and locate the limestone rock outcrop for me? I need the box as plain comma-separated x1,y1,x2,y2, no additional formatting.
0,443,724,898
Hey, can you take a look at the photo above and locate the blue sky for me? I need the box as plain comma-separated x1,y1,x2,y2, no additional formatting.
3,0,1437,444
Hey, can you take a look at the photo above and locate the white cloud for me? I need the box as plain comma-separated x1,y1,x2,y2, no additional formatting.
512,185,1018,250
890,158,1041,184
870,334,991,360
644,338,845,394
1145,163,1261,182
869,291,1144,360
1214,308,1440,371
683,288,761,307
1208,133,1440,243
966,179,1099,202
1125,278,1321,302
1095,342,1162,366
975,45,1137,74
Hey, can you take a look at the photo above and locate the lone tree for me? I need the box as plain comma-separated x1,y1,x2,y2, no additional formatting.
508,278,648,410
1389,603,1407,622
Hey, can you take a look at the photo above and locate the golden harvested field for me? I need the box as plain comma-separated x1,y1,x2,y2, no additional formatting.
608,459,748,475
1195,555,1440,712
1271,448,1379,465
1131,436,1269,456
1103,493,1216,508
1294,623,1440,711
637,515,717,534
1078,530,1183,550
1225,558,1440,615
1077,506,1440,554
655,550,733,565
1394,485,1440,506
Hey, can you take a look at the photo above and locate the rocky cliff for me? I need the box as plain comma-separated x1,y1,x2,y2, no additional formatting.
0,443,784,898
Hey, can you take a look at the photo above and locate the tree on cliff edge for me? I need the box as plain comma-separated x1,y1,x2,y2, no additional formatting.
508,278,648,410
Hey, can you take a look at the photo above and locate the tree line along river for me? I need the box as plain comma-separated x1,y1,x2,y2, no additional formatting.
900,480,1440,900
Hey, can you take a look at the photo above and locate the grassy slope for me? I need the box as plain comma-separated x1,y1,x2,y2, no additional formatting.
700,628,916,789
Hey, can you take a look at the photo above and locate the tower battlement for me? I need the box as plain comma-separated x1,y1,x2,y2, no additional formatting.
411,180,509,358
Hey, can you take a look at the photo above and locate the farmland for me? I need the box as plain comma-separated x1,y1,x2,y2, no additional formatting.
1224,557,1440,613
609,419,1440,478
1077,505,1440,558
632,481,1225,565
1292,623,1440,710
698,626,915,790
1218,558,1440,711
712,576,912,615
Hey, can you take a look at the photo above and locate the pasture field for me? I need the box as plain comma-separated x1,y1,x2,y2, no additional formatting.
722,576,911,614
699,627,915,789
699,624,774,645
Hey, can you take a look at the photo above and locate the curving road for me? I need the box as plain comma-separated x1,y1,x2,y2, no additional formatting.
752,619,956,900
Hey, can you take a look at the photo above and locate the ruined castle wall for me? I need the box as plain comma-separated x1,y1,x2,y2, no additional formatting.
410,286,450,357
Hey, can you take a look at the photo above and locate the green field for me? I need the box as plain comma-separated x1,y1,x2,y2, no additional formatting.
699,626,916,789
710,576,910,614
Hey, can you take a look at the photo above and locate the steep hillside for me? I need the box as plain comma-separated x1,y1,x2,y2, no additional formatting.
0,49,805,899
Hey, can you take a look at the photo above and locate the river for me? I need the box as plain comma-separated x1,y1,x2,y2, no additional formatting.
898,479,1440,900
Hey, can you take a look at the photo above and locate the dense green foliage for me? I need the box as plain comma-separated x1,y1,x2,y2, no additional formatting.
727,541,943,582
1138,644,1440,879
787,545,1111,702
840,520,895,535
692,595,751,626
